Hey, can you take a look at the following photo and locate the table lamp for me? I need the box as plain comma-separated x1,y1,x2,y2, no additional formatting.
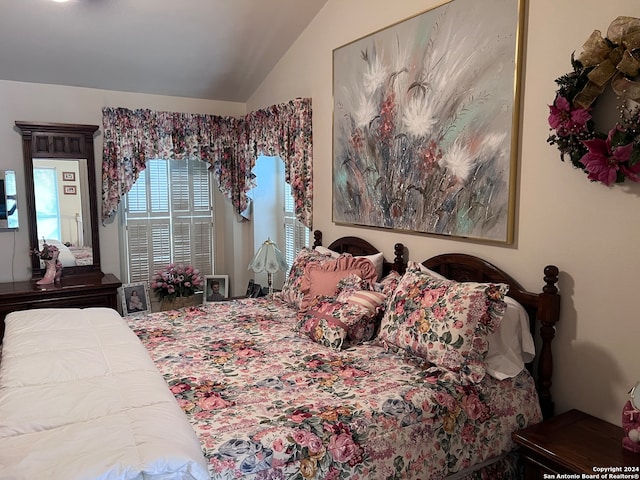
247,238,288,295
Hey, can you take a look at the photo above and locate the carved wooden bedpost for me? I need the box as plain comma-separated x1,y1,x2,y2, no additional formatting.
393,243,406,273
537,265,560,419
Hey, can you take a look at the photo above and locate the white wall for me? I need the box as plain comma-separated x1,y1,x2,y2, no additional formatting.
0,79,246,288
248,0,640,425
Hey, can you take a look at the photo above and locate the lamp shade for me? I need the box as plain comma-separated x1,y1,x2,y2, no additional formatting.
248,238,288,274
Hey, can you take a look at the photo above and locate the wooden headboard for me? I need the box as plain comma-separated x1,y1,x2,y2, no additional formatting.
312,230,561,419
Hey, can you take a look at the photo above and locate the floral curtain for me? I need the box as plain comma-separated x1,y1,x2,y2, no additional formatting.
246,98,313,229
101,97,313,228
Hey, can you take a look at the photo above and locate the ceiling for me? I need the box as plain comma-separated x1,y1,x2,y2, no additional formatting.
0,0,327,102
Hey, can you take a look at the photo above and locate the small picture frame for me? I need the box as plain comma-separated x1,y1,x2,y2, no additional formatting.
119,282,151,315
62,171,76,182
204,275,229,303
63,185,77,195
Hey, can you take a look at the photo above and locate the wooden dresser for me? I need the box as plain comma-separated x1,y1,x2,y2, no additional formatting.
0,272,121,340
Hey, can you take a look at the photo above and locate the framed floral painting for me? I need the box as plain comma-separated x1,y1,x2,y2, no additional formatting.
332,0,525,243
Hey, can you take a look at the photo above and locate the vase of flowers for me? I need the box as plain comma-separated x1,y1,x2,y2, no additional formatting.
151,263,204,311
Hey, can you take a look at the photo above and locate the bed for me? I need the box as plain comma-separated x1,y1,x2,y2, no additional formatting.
0,232,560,480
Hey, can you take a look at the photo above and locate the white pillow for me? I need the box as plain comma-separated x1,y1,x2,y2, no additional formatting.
408,260,446,279
315,246,384,281
409,259,535,380
485,296,535,380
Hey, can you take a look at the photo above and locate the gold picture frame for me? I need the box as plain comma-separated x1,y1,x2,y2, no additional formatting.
332,0,525,244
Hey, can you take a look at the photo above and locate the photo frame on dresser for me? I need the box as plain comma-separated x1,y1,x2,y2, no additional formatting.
204,275,229,303
119,282,150,316
331,0,525,244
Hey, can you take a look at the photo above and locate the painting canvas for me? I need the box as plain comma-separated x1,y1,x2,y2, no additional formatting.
332,0,524,243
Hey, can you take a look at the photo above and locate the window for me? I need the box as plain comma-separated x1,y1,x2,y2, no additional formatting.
251,156,309,282
34,166,61,241
122,158,214,284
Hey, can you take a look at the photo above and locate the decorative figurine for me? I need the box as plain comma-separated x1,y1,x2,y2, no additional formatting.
33,242,63,285
623,381,640,453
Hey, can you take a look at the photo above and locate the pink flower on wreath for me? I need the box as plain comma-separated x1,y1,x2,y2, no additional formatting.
548,95,591,136
580,126,640,186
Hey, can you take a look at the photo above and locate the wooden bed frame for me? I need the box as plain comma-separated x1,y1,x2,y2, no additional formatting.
313,230,561,419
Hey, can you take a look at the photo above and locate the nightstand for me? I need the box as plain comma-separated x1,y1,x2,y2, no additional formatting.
512,409,640,479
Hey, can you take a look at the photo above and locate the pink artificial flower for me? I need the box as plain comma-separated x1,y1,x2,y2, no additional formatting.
580,126,639,186
548,95,591,136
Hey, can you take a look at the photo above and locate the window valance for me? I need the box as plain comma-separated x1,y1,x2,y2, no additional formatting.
101,97,313,228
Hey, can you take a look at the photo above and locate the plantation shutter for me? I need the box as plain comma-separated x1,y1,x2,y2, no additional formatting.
124,158,214,285
283,181,309,273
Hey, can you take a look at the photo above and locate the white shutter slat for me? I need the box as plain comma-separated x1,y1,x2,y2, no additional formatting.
283,179,309,278
127,169,148,214
149,160,169,213
191,161,211,212
171,161,190,212
172,220,192,266
126,222,150,283
150,221,171,275
192,220,213,278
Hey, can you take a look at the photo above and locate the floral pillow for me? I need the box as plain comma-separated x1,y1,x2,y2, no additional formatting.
376,269,508,384
374,271,401,298
294,297,383,349
278,248,332,309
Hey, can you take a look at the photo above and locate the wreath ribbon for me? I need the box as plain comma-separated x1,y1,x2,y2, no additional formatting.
574,16,640,109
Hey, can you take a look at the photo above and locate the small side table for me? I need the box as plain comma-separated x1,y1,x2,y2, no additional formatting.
512,409,640,479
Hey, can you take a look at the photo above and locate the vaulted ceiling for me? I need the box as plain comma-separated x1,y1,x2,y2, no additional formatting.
0,0,327,102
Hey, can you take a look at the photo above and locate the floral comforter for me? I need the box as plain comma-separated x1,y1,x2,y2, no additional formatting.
127,298,541,480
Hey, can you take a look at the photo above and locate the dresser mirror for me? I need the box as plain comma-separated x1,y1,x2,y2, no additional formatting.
15,122,102,279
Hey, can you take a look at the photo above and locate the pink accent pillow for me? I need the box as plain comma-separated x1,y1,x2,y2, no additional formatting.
299,255,377,310
337,290,386,314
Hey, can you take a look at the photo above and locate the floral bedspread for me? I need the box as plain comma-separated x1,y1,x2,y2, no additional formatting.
126,298,541,480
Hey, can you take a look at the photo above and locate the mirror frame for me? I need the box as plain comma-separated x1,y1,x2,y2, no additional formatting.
15,121,102,279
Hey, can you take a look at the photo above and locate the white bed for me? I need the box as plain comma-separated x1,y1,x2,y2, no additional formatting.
0,308,209,480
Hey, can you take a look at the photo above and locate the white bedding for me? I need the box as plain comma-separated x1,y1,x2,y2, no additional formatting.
0,308,209,480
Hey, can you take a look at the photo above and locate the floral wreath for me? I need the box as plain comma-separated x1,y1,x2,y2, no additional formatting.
547,16,640,186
